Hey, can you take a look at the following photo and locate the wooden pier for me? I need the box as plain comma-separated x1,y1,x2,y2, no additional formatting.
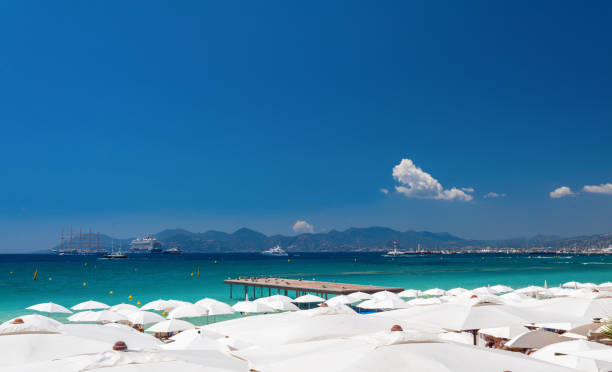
224,277,404,299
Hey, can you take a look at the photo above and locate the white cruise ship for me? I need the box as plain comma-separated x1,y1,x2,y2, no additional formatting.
129,236,163,253
261,245,288,256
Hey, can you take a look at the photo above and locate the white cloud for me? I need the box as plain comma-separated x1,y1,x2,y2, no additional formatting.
549,186,575,199
392,159,473,202
461,187,474,193
293,220,314,234
583,183,612,195
484,192,507,198
380,188,389,195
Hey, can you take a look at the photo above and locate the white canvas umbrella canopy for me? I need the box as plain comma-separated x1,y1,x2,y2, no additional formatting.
423,288,446,296
3,314,62,327
530,297,612,319
577,283,597,289
371,290,403,301
515,285,550,296
160,329,224,351
71,300,110,311
75,310,128,323
26,302,72,314
140,299,169,311
252,295,293,304
563,281,581,289
500,291,534,304
407,297,442,306
479,325,530,339
293,294,325,303
598,282,612,290
127,311,165,324
232,300,276,313
164,300,192,311
236,334,576,372
68,311,96,322
446,287,468,296
195,299,235,315
348,291,372,300
167,304,208,319
531,340,612,372
472,286,496,296
204,312,399,347
505,329,573,349
404,303,551,332
109,303,139,312
357,297,408,310
325,295,359,306
146,319,195,333
398,289,420,298
266,300,300,311
0,319,60,335
491,284,514,294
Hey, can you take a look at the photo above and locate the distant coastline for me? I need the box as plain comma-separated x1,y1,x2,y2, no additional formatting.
38,227,612,254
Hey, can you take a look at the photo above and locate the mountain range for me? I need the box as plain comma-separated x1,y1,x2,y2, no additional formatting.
48,227,612,253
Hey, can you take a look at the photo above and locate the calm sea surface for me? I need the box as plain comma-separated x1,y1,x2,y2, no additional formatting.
0,253,610,323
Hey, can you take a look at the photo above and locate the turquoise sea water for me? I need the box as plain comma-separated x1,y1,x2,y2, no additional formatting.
0,253,610,323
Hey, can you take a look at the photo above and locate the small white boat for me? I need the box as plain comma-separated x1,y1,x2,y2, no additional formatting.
261,245,288,256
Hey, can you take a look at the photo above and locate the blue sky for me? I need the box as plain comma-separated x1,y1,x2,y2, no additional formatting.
1,1,611,251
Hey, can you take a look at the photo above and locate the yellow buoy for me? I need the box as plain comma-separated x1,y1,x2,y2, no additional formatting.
109,290,114,295
84,262,88,267
287,259,291,263
128,295,133,301
9,271,13,275
214,260,217,264
83,282,87,286
137,301,141,306
49,277,52,281
162,311,167,316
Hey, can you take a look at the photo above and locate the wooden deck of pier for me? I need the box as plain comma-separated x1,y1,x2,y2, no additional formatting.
224,277,404,299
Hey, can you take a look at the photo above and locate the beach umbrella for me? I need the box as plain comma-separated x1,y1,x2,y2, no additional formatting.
160,328,223,350
398,289,420,298
515,286,552,297
530,297,612,319
598,282,612,290
348,291,372,300
499,291,534,304
293,294,325,303
26,302,72,314
77,310,129,323
490,285,514,294
236,333,575,372
195,299,235,316
167,304,208,319
478,325,530,340
563,281,581,289
577,282,597,289
446,288,468,296
146,319,195,333
3,314,62,328
164,299,192,311
68,311,96,322
71,300,110,311
252,295,294,304
109,303,139,312
266,300,300,311
325,295,359,306
505,329,573,349
422,288,446,296
531,340,612,371
127,311,165,325
232,300,276,314
357,297,409,310
472,286,496,296
0,317,60,335
140,299,169,311
407,297,442,306
371,290,403,301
